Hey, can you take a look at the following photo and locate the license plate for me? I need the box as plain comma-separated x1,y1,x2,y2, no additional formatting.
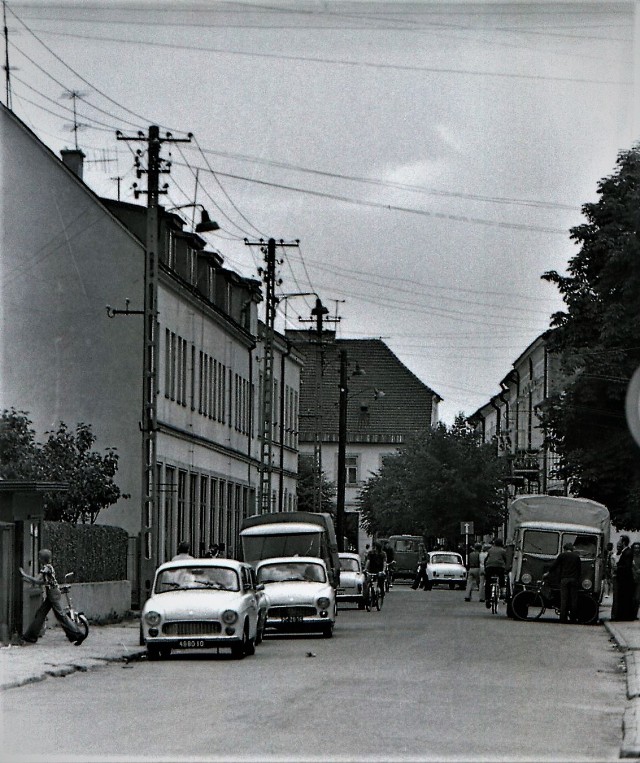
178,639,206,648
444,574,454,578
280,616,303,623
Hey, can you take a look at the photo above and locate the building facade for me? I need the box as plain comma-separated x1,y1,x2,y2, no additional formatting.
1,106,301,601
468,330,567,500
286,331,441,550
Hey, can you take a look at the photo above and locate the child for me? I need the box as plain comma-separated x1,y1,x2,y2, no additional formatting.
20,549,86,645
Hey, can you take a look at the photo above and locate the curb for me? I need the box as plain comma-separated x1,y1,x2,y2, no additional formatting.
604,621,640,758
0,648,146,691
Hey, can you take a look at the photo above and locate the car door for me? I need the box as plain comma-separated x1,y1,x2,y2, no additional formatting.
241,566,258,634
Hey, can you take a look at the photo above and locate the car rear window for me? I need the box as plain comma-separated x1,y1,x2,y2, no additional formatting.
155,566,240,593
339,558,360,572
257,561,326,584
430,554,461,565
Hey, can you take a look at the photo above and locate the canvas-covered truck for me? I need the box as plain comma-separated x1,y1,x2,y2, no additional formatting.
239,512,340,588
505,495,610,624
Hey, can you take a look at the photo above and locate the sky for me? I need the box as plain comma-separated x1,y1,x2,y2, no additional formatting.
4,0,638,424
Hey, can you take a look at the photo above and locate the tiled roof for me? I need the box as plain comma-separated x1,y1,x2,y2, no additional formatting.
286,332,442,444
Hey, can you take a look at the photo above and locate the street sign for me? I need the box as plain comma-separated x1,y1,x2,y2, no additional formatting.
460,521,474,535
626,365,640,448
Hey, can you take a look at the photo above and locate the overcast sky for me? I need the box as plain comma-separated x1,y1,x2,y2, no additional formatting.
5,0,638,423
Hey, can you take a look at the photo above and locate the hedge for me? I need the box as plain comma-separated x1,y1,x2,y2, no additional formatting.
42,521,128,583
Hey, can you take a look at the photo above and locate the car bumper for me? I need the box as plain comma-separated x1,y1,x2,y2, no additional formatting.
266,615,333,631
144,635,243,649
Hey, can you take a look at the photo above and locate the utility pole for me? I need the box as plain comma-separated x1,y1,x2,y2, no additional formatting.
245,237,299,514
299,298,339,512
336,347,348,550
116,125,192,602
3,0,12,110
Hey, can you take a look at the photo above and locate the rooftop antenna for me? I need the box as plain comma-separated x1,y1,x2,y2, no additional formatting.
3,0,12,110
61,89,89,150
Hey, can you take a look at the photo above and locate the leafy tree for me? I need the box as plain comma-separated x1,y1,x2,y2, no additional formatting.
358,416,507,542
296,454,336,514
541,145,640,529
0,409,127,524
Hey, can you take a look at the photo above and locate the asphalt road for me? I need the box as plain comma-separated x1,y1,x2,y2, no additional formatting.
2,584,625,761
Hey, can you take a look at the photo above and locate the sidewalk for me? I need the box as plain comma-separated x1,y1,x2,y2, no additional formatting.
0,618,145,691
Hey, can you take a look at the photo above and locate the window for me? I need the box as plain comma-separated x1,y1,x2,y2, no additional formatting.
199,476,209,555
346,455,359,485
189,474,198,544
177,470,187,541
522,530,559,556
564,533,598,560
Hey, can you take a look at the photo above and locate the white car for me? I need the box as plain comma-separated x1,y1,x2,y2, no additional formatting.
337,552,366,608
424,551,467,590
141,558,263,660
256,557,336,638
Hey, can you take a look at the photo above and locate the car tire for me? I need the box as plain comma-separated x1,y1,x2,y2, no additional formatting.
245,635,256,656
255,614,265,645
322,622,334,638
448,582,456,590
139,624,145,647
424,580,433,590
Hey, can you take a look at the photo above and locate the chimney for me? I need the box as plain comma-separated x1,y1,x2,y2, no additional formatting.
60,148,85,180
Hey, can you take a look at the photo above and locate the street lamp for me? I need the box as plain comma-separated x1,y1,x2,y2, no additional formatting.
336,350,382,552
166,203,220,233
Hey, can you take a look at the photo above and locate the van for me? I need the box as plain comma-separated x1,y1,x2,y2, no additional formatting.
388,534,426,581
239,512,340,588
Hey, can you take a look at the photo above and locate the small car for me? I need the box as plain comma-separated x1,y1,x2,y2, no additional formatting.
423,551,467,590
256,557,336,637
337,552,366,608
141,558,263,660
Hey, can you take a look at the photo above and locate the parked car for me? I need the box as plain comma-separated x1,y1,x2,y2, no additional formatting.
141,558,263,660
256,557,336,637
423,551,467,590
337,552,366,608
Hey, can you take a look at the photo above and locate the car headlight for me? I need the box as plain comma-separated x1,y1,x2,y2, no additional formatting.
222,609,238,624
521,573,532,584
144,610,162,626
582,579,593,590
317,597,331,609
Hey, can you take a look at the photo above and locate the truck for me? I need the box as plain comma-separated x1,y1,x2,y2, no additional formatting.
387,535,427,582
505,494,610,624
239,512,340,588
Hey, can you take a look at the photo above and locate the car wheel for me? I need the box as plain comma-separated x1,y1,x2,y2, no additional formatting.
231,622,249,659
255,614,265,645
448,582,456,590
147,644,164,661
139,624,145,647
322,622,334,638
424,580,433,590
245,633,256,657
357,601,365,610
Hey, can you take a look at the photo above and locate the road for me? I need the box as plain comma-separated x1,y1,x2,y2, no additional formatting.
2,584,625,761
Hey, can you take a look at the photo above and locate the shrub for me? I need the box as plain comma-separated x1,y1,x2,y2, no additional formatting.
42,521,128,582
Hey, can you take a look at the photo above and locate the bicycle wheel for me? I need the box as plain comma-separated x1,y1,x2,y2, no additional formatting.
378,585,384,608
76,613,89,640
511,590,545,621
491,589,499,614
365,587,371,612
374,588,380,611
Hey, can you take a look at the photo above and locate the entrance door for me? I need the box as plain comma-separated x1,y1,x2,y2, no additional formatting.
0,522,15,643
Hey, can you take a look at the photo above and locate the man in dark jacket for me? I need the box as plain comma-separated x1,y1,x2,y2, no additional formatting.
545,542,582,623
483,538,507,608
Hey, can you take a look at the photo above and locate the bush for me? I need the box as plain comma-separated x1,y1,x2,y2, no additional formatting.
42,522,128,582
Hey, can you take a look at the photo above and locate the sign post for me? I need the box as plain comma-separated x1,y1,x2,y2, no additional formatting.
460,521,474,566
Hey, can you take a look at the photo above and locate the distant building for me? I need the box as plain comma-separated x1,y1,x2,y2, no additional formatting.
286,331,441,550
468,330,567,499
1,104,301,603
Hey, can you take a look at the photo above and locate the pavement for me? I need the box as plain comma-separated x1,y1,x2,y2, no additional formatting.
2,601,640,759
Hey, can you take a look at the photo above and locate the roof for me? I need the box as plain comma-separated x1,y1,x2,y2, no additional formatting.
286,332,442,444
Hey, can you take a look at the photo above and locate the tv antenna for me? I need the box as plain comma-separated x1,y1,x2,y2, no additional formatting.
61,89,90,150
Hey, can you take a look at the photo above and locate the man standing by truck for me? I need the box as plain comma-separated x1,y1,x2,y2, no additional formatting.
544,542,582,624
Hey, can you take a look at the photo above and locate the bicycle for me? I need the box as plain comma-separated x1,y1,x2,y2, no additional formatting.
488,575,501,614
59,572,90,641
364,572,383,611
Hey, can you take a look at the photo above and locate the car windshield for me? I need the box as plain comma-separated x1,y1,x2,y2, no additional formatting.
431,554,461,565
257,561,326,584
339,558,360,572
393,539,420,552
563,533,598,560
522,530,560,556
155,566,240,593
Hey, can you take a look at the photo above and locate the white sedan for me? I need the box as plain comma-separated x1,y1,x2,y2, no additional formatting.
256,557,336,637
424,551,467,590
337,552,366,608
141,558,263,660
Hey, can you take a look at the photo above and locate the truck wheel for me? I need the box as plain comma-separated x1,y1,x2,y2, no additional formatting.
576,595,599,624
424,580,433,590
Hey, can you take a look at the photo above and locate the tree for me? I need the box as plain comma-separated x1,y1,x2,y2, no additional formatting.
358,416,507,541
0,409,127,524
541,145,640,529
296,454,336,514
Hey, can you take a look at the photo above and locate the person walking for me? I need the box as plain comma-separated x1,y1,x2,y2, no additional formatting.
172,541,194,561
603,542,615,598
464,543,482,602
613,535,636,621
478,543,490,602
19,549,86,646
544,542,582,623
483,538,507,608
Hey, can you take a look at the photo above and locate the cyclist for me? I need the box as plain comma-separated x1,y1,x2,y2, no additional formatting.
483,538,507,609
364,542,387,601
